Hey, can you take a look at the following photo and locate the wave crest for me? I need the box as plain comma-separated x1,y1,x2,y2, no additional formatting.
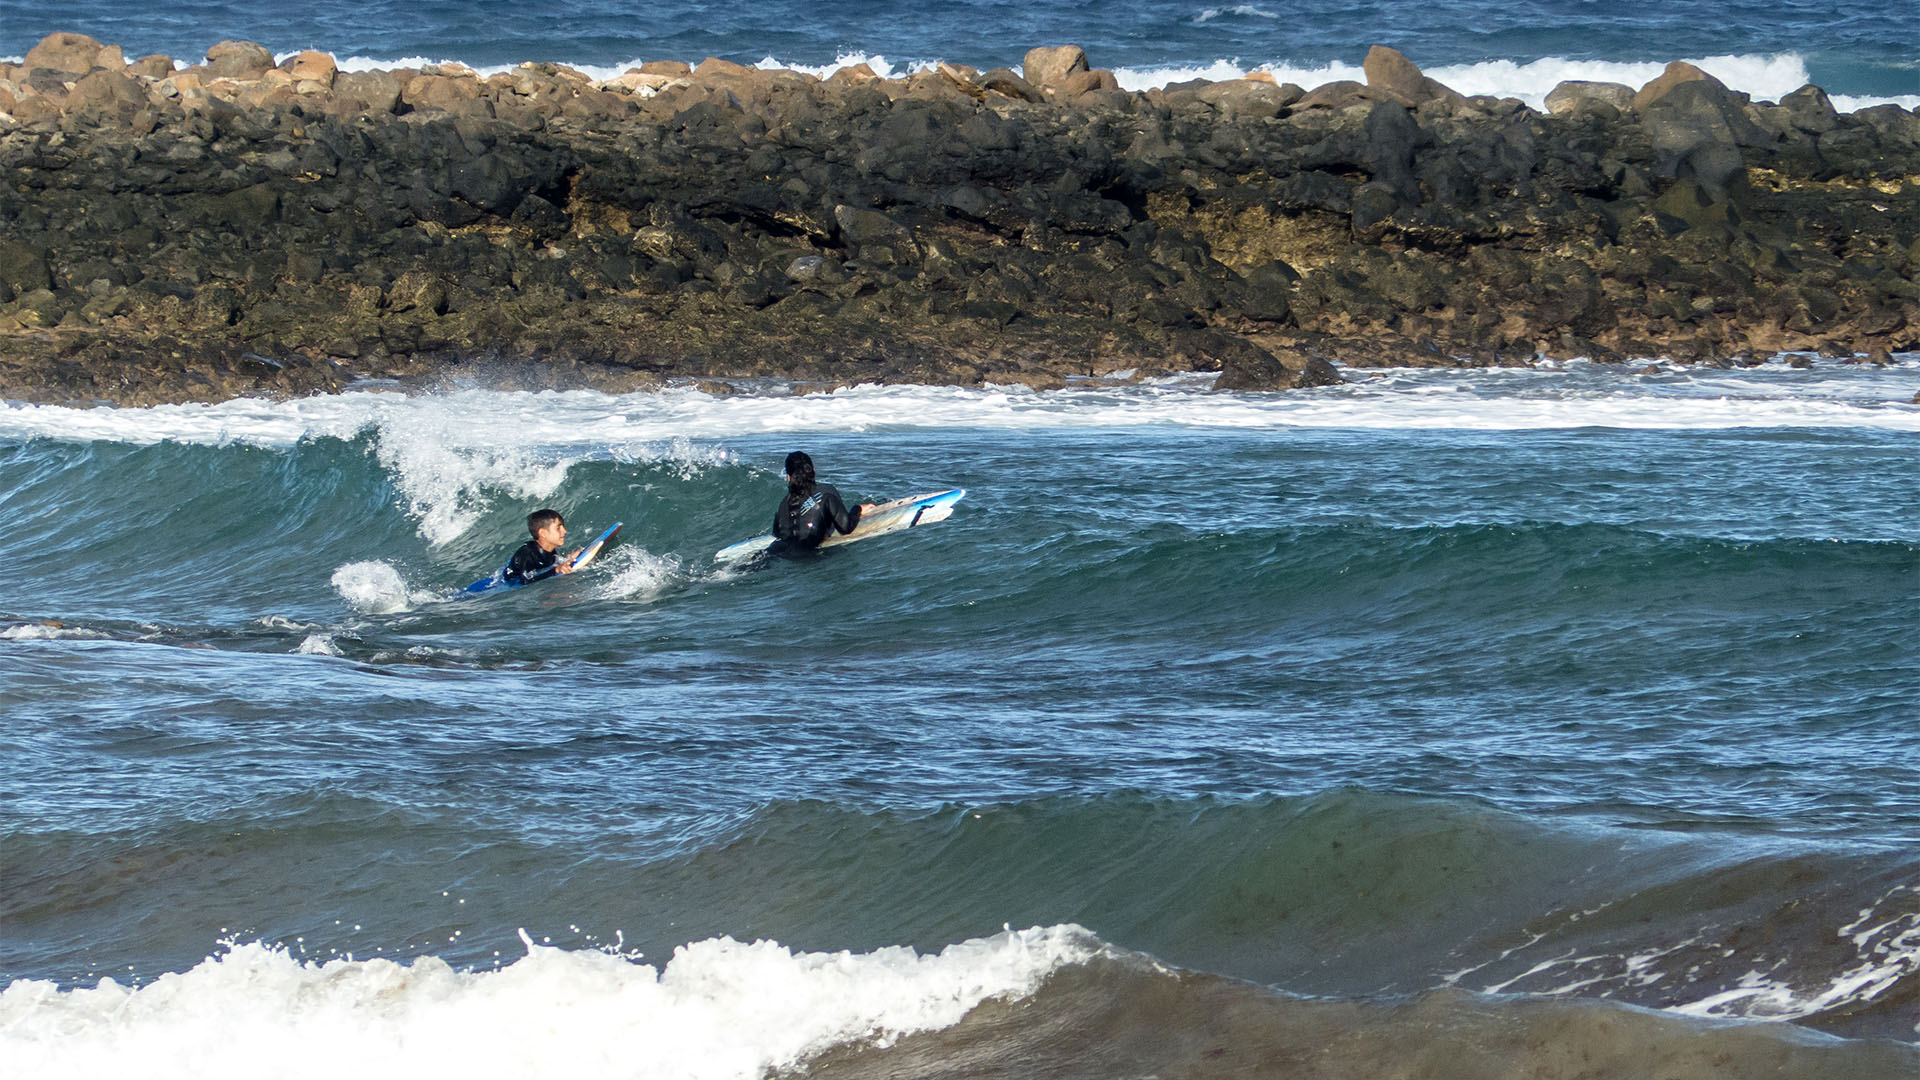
0,926,1100,1079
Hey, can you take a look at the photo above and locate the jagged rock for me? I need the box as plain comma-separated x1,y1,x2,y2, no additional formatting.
23,32,112,75
605,70,674,94
0,241,55,297
979,68,1042,102
1777,84,1839,133
1545,81,1634,114
1237,261,1297,322
1022,45,1089,92
1640,79,1769,193
694,58,762,86
7,289,66,328
281,50,337,90
2,34,1915,405
1633,61,1724,111
127,54,175,78
1190,79,1298,118
1362,45,1464,107
1296,80,1367,109
828,63,880,85
66,69,148,114
403,74,491,116
1059,68,1120,100
335,70,403,113
204,40,275,81
1216,343,1341,390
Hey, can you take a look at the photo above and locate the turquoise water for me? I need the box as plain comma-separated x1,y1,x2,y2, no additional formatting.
3,362,1918,1074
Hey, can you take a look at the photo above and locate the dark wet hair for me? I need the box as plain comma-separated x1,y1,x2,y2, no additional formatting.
527,508,563,535
783,451,815,491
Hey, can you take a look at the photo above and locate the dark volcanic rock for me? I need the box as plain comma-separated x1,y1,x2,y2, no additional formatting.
2,32,1916,405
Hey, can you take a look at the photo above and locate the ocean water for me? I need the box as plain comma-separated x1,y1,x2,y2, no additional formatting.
2,0,1917,109
3,359,1918,1076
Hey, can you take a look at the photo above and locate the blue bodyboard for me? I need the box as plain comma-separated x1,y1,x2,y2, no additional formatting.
465,522,622,595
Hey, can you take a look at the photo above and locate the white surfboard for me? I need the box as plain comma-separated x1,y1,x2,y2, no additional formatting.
715,489,965,564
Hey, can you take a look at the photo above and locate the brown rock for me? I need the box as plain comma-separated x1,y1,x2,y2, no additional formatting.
336,70,402,113
281,50,337,88
694,57,759,81
402,73,489,115
1060,68,1119,98
604,70,673,93
1022,45,1089,91
1295,80,1367,109
1361,45,1465,106
127,54,176,79
978,67,1042,102
1633,60,1726,111
23,32,109,75
640,60,692,77
9,95,62,124
205,40,275,80
937,62,981,91
1544,80,1635,114
1196,79,1300,117
67,69,148,113
1363,46,1424,99
827,63,880,85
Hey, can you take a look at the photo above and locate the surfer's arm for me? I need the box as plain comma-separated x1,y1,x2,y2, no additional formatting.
824,489,861,535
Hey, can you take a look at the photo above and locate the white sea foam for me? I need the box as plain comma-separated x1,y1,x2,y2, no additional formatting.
755,52,916,81
372,408,574,546
3,361,1916,452
314,47,1918,110
295,633,343,656
593,546,684,601
1194,6,1280,23
0,926,1100,1079
1110,52,1919,111
1671,884,1920,1034
1,622,105,641
330,560,437,614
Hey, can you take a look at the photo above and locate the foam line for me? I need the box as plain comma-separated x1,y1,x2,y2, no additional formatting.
0,927,1101,1080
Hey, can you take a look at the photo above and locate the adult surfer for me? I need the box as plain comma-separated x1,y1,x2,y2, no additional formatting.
769,451,873,556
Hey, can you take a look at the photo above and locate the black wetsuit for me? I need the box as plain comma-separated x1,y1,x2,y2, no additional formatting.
770,483,861,555
503,540,560,585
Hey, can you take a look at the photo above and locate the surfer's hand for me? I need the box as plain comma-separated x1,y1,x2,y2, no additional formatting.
859,503,875,513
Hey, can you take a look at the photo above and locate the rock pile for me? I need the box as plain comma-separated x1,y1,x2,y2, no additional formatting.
2,34,1915,404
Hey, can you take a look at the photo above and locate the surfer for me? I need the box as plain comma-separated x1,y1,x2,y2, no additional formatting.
769,451,874,556
503,508,581,585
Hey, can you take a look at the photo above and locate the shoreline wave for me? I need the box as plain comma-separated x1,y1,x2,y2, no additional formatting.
4,361,1917,450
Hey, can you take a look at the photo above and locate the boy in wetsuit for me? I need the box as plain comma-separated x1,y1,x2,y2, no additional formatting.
769,451,874,555
504,508,581,585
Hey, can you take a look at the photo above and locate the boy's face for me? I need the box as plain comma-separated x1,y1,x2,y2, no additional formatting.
535,519,566,551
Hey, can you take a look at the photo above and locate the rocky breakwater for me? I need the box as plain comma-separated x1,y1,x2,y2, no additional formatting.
1,33,1915,405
